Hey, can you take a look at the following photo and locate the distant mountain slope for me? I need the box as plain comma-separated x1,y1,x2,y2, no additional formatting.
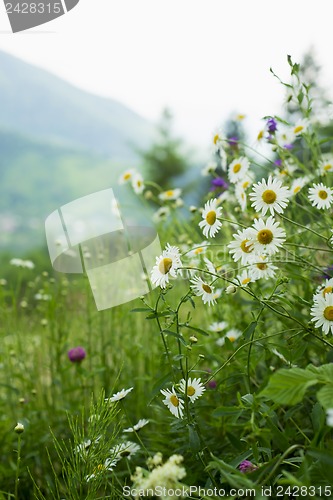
0,128,131,250
0,50,153,160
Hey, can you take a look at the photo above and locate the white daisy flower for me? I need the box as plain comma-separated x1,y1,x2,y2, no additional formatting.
75,439,92,455
228,157,250,184
179,377,206,403
256,128,266,144
318,154,333,175
160,387,184,418
211,128,225,153
308,183,333,210
239,171,255,191
151,245,182,289
105,387,133,403
275,128,296,149
219,147,228,171
315,278,333,299
216,329,242,346
10,258,35,269
203,257,217,275
227,228,255,264
199,198,222,238
209,321,228,333
290,177,310,195
111,441,140,460
123,419,149,433
248,254,278,281
153,206,170,223
132,173,144,194
188,241,209,258
212,288,223,300
273,161,298,180
326,408,333,427
86,458,118,482
248,216,286,255
235,183,247,211
201,161,218,176
234,270,253,287
250,176,290,216
311,293,333,335
292,119,309,136
119,169,136,184
190,276,216,306
158,188,182,201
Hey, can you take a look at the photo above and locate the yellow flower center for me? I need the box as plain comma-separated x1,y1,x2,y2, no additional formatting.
158,258,173,275
237,114,246,120
202,284,212,293
228,336,236,342
257,263,268,270
257,130,264,141
324,164,332,171
170,395,179,407
262,189,277,204
213,134,220,145
233,163,242,173
187,386,195,396
293,186,301,194
318,190,328,200
324,306,333,321
242,277,251,285
294,125,304,134
323,286,333,297
206,210,216,225
242,180,250,189
257,229,273,245
194,247,203,255
124,173,131,180
166,190,174,197
280,169,287,176
240,239,253,253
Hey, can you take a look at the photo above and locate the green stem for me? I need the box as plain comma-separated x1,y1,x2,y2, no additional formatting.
14,435,21,500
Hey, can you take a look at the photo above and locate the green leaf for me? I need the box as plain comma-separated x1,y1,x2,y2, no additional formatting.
310,364,333,383
260,368,319,405
212,406,243,417
145,311,174,320
317,385,333,410
188,425,201,453
243,321,257,341
163,330,187,346
130,307,152,313
181,324,209,336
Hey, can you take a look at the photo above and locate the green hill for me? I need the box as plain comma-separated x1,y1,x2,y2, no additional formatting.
0,129,128,250
0,51,154,252
0,50,153,160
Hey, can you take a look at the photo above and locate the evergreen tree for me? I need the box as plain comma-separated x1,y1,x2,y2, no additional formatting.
139,108,188,188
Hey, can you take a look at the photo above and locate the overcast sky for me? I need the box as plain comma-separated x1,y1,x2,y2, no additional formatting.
0,0,333,151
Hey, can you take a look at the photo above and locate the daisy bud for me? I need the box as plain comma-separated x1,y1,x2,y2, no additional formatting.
14,423,24,434
19,398,25,405
199,354,205,359
226,285,237,294
189,336,198,344
144,190,153,200
189,205,197,213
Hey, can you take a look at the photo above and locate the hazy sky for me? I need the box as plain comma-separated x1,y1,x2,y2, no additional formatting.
0,0,333,150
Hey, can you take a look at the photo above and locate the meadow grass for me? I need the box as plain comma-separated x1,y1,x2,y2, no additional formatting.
1,57,333,499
